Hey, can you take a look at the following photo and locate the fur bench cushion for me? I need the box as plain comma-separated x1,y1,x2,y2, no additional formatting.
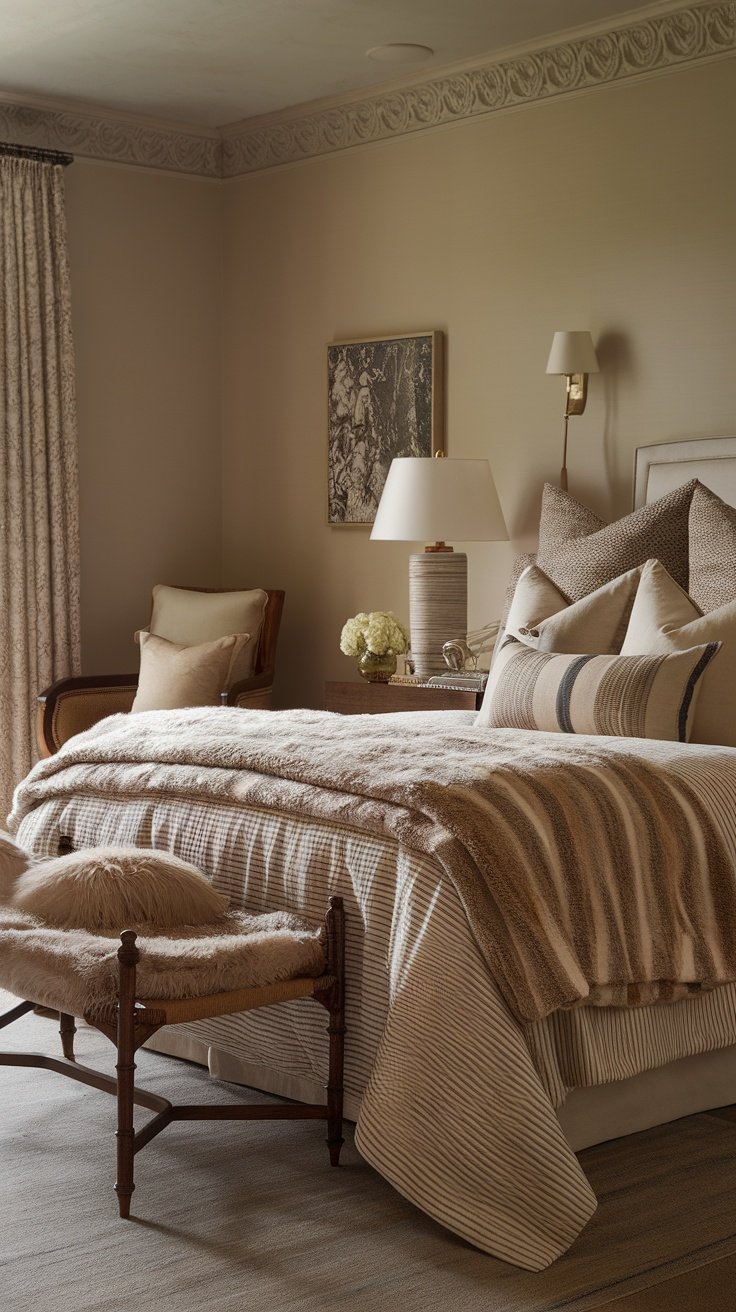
0,831,33,903
11,847,229,932
0,907,326,1014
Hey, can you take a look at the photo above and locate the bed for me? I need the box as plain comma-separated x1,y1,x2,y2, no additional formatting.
8,436,736,1272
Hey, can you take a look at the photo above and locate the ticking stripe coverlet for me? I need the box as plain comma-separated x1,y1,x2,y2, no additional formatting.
9,707,736,1269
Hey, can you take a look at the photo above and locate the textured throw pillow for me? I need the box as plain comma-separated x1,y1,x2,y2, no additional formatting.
132,631,249,712
688,483,736,612
517,565,642,655
150,585,269,683
621,558,736,746
11,847,229,931
476,637,718,741
0,832,33,904
535,480,696,599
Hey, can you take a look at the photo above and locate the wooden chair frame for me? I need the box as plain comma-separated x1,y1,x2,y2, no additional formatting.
0,896,345,1219
36,586,286,756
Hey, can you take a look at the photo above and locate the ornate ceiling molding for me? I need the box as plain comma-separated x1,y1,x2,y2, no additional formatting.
0,97,222,178
222,1,736,177
0,3,732,179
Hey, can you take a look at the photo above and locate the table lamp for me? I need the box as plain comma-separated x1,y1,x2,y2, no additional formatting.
370,454,508,677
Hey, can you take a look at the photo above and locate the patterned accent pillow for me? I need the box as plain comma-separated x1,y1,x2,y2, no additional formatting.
688,483,736,611
535,480,697,599
622,558,736,747
476,637,719,741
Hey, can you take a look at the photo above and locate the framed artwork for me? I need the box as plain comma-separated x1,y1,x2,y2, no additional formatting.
327,330,444,526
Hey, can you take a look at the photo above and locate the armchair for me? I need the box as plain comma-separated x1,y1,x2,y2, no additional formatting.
37,587,285,757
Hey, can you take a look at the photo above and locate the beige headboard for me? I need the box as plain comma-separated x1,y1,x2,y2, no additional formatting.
634,436,736,509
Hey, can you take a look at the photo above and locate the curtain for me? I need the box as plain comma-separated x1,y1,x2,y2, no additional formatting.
0,154,81,818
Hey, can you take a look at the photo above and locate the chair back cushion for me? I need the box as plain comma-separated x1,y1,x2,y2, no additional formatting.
150,586,268,683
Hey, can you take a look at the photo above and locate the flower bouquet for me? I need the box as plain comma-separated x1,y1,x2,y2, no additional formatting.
339,611,410,682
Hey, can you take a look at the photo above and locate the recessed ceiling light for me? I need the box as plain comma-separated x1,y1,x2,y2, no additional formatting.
366,44,434,64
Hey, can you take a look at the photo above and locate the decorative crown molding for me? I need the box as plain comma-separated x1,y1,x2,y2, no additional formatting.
0,96,222,178
0,2,733,179
221,1,736,177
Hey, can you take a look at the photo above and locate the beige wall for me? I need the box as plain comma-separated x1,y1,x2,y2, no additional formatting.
65,160,223,673
220,59,736,710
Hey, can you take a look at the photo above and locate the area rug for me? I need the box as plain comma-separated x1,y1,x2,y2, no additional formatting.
2,996,736,1312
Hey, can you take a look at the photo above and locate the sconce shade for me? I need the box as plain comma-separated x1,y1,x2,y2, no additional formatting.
370,457,508,544
545,331,599,376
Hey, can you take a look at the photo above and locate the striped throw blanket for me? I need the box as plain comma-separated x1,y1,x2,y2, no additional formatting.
10,707,736,1024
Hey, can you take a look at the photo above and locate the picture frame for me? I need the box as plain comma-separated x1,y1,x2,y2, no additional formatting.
327,330,444,526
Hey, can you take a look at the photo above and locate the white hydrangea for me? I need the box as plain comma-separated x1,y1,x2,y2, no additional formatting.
340,611,409,657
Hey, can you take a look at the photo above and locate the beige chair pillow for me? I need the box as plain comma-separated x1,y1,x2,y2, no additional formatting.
688,483,736,612
517,565,642,655
132,631,249,713
535,480,696,599
621,558,736,746
150,586,269,684
12,847,229,931
476,637,718,741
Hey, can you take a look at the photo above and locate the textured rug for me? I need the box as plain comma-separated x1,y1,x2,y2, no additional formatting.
2,998,736,1312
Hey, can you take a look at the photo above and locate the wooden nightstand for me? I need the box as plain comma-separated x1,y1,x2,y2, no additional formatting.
324,680,482,714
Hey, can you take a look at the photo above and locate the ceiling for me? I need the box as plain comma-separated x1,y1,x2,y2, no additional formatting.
0,0,670,129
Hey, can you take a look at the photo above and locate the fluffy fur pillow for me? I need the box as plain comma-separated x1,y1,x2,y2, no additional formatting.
11,847,229,932
0,831,33,904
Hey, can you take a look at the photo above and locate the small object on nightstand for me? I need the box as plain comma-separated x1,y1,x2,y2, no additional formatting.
426,672,488,693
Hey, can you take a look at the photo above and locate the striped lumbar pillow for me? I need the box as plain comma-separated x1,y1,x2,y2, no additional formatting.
476,638,719,741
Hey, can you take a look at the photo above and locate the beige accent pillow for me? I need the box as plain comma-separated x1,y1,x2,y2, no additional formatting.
535,480,696,599
150,585,269,684
132,631,249,713
688,483,736,612
0,831,33,904
621,558,736,746
476,637,718,741
12,847,229,931
517,565,642,654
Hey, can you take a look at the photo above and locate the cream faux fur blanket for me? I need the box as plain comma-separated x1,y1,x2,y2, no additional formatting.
10,706,736,1023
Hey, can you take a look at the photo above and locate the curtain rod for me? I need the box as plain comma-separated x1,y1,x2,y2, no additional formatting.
0,142,73,166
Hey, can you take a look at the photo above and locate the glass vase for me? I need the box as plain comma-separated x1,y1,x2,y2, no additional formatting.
358,651,397,683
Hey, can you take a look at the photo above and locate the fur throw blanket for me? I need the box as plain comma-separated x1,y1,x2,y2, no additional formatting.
10,706,736,1023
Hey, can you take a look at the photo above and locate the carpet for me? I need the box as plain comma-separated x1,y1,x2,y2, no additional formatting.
2,999,736,1312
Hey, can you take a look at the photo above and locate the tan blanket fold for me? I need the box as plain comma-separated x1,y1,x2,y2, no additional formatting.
10,707,736,1024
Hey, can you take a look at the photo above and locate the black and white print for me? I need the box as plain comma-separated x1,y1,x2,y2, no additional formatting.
327,331,443,525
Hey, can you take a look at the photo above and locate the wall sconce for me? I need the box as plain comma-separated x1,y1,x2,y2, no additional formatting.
545,331,599,491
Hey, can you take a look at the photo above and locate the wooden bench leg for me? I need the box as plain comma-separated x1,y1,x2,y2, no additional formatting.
115,931,139,1219
325,896,346,1167
59,1012,76,1062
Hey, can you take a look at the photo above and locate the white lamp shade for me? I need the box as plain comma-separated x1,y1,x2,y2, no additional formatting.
545,331,599,376
370,457,507,543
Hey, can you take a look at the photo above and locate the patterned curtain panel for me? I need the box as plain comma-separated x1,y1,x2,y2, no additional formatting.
0,155,81,817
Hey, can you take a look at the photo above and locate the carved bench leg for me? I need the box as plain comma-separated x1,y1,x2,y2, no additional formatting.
115,931,138,1219
325,896,345,1167
59,1012,76,1061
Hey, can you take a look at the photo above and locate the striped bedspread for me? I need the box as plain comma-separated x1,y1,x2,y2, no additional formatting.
11,706,736,1022
9,708,736,1269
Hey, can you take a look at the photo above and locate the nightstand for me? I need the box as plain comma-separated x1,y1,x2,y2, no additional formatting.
324,681,482,714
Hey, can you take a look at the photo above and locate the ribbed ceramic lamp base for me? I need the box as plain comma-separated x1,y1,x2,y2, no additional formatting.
409,552,468,678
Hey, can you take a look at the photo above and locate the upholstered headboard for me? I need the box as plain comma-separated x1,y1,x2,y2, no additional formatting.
634,436,736,509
